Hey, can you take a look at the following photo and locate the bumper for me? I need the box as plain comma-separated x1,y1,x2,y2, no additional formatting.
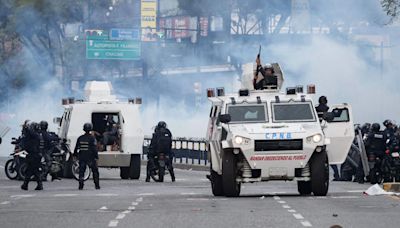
98,153,131,167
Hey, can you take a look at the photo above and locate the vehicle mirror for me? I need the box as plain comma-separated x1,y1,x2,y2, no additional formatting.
219,114,231,124
53,117,61,124
323,112,335,122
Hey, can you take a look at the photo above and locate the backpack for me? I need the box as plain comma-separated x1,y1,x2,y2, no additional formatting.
156,128,172,153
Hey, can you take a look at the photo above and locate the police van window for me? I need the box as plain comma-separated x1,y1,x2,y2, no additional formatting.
227,104,267,123
272,102,316,122
330,108,350,122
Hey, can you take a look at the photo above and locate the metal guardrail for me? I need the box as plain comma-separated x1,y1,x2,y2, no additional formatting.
142,137,209,166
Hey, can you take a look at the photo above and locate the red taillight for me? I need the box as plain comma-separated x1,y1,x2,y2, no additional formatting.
385,149,390,154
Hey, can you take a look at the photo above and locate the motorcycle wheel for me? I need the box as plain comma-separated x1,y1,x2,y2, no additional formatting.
18,163,28,180
72,161,91,181
5,159,19,180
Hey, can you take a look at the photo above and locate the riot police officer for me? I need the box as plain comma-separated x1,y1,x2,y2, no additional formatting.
39,121,61,181
145,121,175,182
383,119,396,144
359,123,386,183
74,123,100,190
21,121,43,191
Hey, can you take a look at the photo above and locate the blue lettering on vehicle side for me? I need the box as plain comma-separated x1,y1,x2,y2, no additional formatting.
279,133,285,139
272,133,277,139
287,133,292,139
266,133,270,139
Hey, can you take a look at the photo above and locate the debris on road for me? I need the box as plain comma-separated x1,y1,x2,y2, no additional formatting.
364,184,400,196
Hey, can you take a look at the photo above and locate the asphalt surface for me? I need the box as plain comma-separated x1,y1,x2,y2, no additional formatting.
0,157,399,228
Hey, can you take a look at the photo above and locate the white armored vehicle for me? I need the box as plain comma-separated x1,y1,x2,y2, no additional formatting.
55,81,144,179
206,63,354,197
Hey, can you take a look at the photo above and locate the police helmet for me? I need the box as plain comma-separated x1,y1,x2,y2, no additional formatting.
383,119,393,128
371,123,380,132
318,96,328,105
40,121,48,131
29,122,39,131
263,64,275,74
83,123,93,133
157,121,167,129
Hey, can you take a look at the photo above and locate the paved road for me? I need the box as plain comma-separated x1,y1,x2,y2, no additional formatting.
0,157,399,228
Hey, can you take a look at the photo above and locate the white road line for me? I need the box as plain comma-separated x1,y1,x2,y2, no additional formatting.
136,197,143,202
108,220,119,227
137,193,154,196
301,221,313,227
186,198,209,201
331,196,360,199
288,209,296,213
0,186,20,189
0,201,10,205
96,193,118,197
10,194,34,199
347,190,364,193
293,214,305,220
122,210,131,214
131,202,139,206
54,194,78,197
0,165,4,168
180,192,199,195
277,200,286,204
99,206,108,210
116,213,126,220
282,205,291,209
128,206,136,210
273,196,281,200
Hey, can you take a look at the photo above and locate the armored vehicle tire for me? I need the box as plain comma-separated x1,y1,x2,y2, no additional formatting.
222,151,241,197
129,154,141,179
211,169,224,196
120,167,130,179
310,150,329,196
297,181,312,195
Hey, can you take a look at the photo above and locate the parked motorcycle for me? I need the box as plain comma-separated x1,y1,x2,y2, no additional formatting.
4,137,27,180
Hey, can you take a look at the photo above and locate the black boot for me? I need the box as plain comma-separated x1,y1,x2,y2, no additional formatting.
79,181,84,190
94,180,100,190
35,182,43,191
145,176,150,182
21,181,29,191
170,170,176,182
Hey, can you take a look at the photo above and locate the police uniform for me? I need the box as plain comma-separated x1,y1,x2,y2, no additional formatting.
21,124,43,190
74,133,100,189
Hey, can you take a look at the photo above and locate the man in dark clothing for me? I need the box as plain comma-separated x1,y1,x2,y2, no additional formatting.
146,121,175,182
21,121,43,191
253,56,277,90
315,96,340,181
39,121,61,181
74,123,100,190
383,119,396,144
103,123,118,149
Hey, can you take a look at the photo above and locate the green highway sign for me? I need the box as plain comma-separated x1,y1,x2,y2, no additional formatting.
86,33,141,60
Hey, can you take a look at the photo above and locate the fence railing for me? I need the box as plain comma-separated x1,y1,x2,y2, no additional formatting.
142,137,209,166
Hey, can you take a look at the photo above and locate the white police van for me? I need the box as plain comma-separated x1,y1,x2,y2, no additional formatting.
206,63,354,197
55,81,144,179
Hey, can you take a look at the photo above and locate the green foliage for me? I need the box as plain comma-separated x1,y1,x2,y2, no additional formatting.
381,0,400,20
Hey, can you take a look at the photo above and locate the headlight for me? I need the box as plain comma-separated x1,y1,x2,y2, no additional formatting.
235,136,244,144
312,134,322,143
234,136,250,145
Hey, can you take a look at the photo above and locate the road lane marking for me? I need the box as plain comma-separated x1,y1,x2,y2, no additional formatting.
108,220,118,227
288,209,296,213
116,214,126,220
0,201,10,205
131,202,139,206
347,190,364,193
273,196,281,200
122,210,131,214
277,200,286,204
128,206,136,210
10,194,34,199
96,193,118,197
181,192,199,195
301,221,313,227
331,196,360,199
282,205,291,209
0,186,20,189
136,197,143,202
293,214,304,220
54,194,78,197
99,206,108,210
0,165,4,168
186,198,209,201
137,193,154,196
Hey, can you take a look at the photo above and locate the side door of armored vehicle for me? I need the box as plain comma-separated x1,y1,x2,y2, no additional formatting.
208,104,223,173
323,104,355,164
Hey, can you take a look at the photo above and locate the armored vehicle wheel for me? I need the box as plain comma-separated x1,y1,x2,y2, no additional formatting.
129,154,141,179
211,169,224,196
310,150,329,196
120,167,130,179
297,181,312,195
222,151,241,197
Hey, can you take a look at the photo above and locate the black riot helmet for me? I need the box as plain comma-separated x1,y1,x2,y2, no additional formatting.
371,123,380,132
318,96,328,105
83,123,93,133
40,121,48,131
156,121,167,130
29,122,40,132
383,119,393,128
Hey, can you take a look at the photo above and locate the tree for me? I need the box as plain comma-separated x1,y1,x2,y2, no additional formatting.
381,0,400,21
